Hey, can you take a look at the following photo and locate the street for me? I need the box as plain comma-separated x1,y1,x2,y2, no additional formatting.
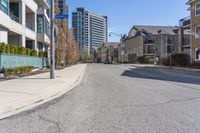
0,64,200,133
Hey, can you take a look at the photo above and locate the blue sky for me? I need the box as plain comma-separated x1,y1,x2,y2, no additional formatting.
68,0,189,42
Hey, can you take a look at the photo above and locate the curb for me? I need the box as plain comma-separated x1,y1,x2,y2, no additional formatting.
0,64,87,120
129,64,200,76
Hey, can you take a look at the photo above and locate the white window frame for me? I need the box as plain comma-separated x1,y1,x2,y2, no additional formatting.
195,2,200,16
195,48,200,61
195,25,200,38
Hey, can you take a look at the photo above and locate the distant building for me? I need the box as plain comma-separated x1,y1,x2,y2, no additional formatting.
72,8,107,57
98,42,119,63
119,25,179,64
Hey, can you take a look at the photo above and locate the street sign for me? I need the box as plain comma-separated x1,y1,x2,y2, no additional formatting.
55,13,68,20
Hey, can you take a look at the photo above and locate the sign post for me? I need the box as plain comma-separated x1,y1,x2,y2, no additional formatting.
50,0,55,79
55,13,68,20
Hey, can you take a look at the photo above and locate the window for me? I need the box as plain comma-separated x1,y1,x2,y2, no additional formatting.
196,2,200,16
37,15,44,33
0,0,9,14
195,48,200,60
195,26,200,38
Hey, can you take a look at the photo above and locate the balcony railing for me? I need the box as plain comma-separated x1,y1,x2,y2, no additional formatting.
183,37,190,46
26,23,33,31
144,40,156,45
9,13,19,23
179,16,190,27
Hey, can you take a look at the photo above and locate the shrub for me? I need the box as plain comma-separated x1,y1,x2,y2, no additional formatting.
38,51,44,57
82,52,90,63
0,43,40,57
0,43,6,53
10,45,15,54
137,56,149,64
31,49,37,56
3,66,34,78
5,45,10,54
161,53,190,67
26,48,31,56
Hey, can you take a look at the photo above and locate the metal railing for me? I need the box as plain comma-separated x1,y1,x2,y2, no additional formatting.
26,23,33,31
179,16,190,27
9,13,19,23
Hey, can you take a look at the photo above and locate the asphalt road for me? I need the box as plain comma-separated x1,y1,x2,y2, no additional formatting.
0,64,200,133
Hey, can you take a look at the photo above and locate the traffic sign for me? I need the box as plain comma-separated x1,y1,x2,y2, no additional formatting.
55,13,68,20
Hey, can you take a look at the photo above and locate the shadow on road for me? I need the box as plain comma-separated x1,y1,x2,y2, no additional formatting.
121,67,200,85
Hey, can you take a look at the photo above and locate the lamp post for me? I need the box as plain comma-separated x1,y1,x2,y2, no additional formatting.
50,0,55,79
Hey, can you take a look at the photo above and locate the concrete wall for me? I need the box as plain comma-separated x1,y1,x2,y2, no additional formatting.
0,27,8,44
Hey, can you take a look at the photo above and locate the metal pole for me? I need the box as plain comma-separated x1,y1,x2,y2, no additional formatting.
50,0,55,79
169,45,172,69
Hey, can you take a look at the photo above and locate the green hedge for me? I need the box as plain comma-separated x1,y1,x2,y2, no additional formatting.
3,66,34,78
0,43,47,57
161,53,190,67
38,51,48,58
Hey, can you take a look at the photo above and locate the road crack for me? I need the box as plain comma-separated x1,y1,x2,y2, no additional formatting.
39,115,61,131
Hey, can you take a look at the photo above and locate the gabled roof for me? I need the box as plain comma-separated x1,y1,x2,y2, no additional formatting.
101,42,120,48
128,25,179,38
105,42,120,47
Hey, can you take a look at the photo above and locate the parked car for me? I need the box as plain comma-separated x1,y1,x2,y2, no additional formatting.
0,70,4,79
103,59,111,64
86,60,93,63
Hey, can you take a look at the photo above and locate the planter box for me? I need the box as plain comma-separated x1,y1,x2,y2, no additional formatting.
0,53,49,69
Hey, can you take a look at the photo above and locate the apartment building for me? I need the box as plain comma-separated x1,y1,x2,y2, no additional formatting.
0,0,50,52
72,8,107,57
187,0,200,65
119,25,179,64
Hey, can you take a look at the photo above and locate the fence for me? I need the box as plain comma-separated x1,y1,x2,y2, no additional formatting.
0,53,49,69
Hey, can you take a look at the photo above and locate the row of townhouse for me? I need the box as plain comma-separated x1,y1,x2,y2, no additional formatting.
97,42,119,63
0,0,51,52
118,25,180,64
97,25,180,64
98,0,200,66
179,0,200,65
98,25,189,65
99,1,200,66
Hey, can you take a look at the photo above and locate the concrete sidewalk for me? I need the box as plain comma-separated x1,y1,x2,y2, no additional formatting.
0,64,87,119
